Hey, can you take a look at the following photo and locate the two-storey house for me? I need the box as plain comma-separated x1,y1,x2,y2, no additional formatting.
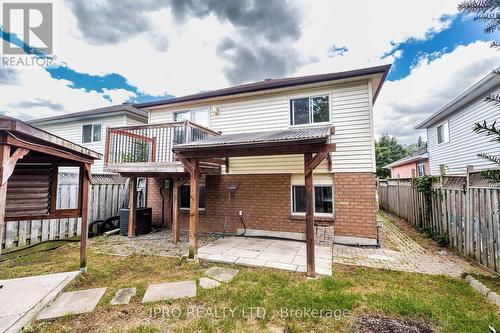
104,64,391,268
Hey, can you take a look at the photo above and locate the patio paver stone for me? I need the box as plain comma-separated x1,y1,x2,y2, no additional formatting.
110,288,136,305
142,281,196,303
199,277,221,289
205,267,239,283
37,287,107,320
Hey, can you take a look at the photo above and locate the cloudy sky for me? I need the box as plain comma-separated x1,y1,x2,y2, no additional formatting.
0,0,499,144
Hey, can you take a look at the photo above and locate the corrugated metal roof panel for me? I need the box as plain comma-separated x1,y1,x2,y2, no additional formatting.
174,126,331,149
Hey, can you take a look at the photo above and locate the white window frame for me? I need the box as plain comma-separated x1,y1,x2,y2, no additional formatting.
82,123,102,143
173,107,211,128
290,184,334,217
436,120,449,145
417,162,425,177
289,94,331,127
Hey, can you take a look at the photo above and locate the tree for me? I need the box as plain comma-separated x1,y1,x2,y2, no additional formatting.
375,134,412,179
458,0,500,48
473,120,500,181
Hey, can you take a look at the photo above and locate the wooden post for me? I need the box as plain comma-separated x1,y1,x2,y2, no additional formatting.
80,163,91,273
189,160,200,258
128,176,137,238
304,153,316,278
465,165,473,256
172,177,180,243
0,145,10,257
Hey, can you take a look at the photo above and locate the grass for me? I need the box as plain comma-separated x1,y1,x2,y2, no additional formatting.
1,238,499,333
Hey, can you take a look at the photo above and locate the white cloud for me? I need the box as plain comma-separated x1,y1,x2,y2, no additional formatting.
374,41,500,144
0,64,129,119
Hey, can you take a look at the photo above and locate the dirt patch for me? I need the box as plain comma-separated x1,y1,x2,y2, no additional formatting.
356,314,435,333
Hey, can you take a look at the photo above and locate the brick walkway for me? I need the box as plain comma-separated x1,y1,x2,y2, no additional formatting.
332,215,483,277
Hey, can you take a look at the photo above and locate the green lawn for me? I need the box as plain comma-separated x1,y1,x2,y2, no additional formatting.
1,240,499,333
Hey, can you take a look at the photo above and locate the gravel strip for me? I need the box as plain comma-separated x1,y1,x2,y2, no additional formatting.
90,229,221,257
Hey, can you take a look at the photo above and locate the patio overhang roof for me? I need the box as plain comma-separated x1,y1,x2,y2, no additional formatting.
172,126,336,159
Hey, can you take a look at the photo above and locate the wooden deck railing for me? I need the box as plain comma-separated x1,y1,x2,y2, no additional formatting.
104,121,219,166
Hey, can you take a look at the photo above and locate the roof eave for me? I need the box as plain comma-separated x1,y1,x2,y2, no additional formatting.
135,64,391,110
415,71,500,129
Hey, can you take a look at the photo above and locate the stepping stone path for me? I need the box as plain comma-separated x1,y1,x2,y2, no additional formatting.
34,266,240,319
205,267,239,283
37,288,106,320
142,281,196,303
199,277,220,289
110,288,136,305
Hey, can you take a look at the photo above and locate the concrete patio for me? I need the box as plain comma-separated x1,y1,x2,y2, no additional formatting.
0,271,79,333
197,237,332,276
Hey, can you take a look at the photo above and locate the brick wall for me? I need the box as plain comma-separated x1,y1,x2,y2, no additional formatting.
333,172,377,239
146,177,170,227
178,174,308,234
146,173,377,240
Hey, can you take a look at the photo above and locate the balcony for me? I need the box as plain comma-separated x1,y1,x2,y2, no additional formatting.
103,121,221,175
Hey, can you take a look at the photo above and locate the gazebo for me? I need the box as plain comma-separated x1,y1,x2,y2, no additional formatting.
0,116,100,272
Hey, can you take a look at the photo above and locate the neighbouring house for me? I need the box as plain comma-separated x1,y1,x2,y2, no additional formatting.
29,104,148,173
384,147,429,178
103,65,390,275
416,71,500,175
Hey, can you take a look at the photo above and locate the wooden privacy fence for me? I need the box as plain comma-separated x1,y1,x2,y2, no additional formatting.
378,166,500,273
1,173,127,252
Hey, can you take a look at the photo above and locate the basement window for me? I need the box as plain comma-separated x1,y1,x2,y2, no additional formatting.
290,95,329,125
292,185,333,214
180,184,206,211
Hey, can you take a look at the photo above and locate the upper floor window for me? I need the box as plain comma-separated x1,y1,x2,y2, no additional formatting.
417,162,426,177
436,121,449,144
82,124,101,143
290,95,329,126
174,108,210,127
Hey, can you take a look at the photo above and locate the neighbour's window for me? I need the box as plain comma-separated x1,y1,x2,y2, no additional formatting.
180,184,206,210
436,121,449,144
174,108,210,127
292,185,333,214
82,124,101,143
290,95,329,125
417,162,425,177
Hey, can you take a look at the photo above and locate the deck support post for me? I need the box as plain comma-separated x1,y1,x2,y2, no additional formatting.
128,176,137,238
188,160,200,258
304,151,329,278
304,153,316,278
180,158,199,258
172,177,181,243
80,163,91,273
0,145,10,257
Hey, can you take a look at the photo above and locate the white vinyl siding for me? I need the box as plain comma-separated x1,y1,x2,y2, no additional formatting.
36,114,147,173
427,89,500,175
149,81,375,174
